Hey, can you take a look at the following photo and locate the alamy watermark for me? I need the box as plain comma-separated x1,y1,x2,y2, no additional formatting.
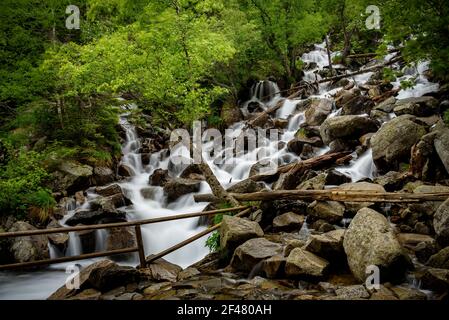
65,263,81,290
65,5,80,30
366,5,381,30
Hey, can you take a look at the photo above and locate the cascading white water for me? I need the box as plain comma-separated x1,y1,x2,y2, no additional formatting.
0,41,441,300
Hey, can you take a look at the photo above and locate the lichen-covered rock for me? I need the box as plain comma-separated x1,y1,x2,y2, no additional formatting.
307,201,345,224
343,208,411,282
51,161,93,193
220,216,263,254
163,178,201,202
230,238,282,272
272,212,305,232
427,247,449,269
304,229,345,261
393,96,439,117
305,98,333,126
9,221,49,263
320,115,378,145
371,115,427,171
434,198,449,246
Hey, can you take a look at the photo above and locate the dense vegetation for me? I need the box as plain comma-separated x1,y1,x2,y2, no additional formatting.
1,0,448,218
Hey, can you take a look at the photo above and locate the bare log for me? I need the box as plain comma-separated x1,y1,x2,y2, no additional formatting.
195,190,449,203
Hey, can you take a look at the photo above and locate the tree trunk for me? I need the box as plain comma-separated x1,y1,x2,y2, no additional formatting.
194,189,449,203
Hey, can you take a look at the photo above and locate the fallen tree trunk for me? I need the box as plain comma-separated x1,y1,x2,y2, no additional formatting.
194,190,449,203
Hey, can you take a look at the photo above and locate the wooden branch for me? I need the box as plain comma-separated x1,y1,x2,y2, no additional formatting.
247,99,285,127
325,35,334,76
192,138,240,206
195,190,449,203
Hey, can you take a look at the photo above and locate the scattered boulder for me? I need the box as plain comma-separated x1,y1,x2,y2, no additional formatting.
343,208,411,282
285,248,329,278
48,260,139,299
230,238,282,272
260,200,308,228
163,178,201,202
419,268,449,292
434,198,449,246
272,212,305,232
307,201,345,224
373,171,412,192
297,173,327,190
118,164,134,177
92,167,115,186
65,209,127,226
393,96,439,117
372,96,396,113
149,169,170,186
305,98,333,126
334,285,370,299
389,286,427,300
95,184,123,197
287,139,304,155
341,95,374,116
51,161,93,193
434,123,449,175
9,221,49,263
320,115,378,145
226,179,264,194
415,241,439,264
143,257,183,282
304,229,345,261
262,255,286,279
47,220,69,254
427,247,449,269
106,227,136,252
371,115,427,171
220,216,264,255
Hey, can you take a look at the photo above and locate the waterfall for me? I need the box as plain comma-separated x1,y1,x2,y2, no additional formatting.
1,42,441,300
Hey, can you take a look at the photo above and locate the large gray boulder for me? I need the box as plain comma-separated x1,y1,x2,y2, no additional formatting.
393,96,439,117
343,208,411,282
371,115,427,170
305,98,333,126
434,198,449,246
220,216,263,254
285,248,329,278
230,238,282,272
48,260,140,299
9,221,49,263
320,116,378,145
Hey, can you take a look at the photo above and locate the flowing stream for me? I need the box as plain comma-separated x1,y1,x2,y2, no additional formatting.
0,43,439,300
